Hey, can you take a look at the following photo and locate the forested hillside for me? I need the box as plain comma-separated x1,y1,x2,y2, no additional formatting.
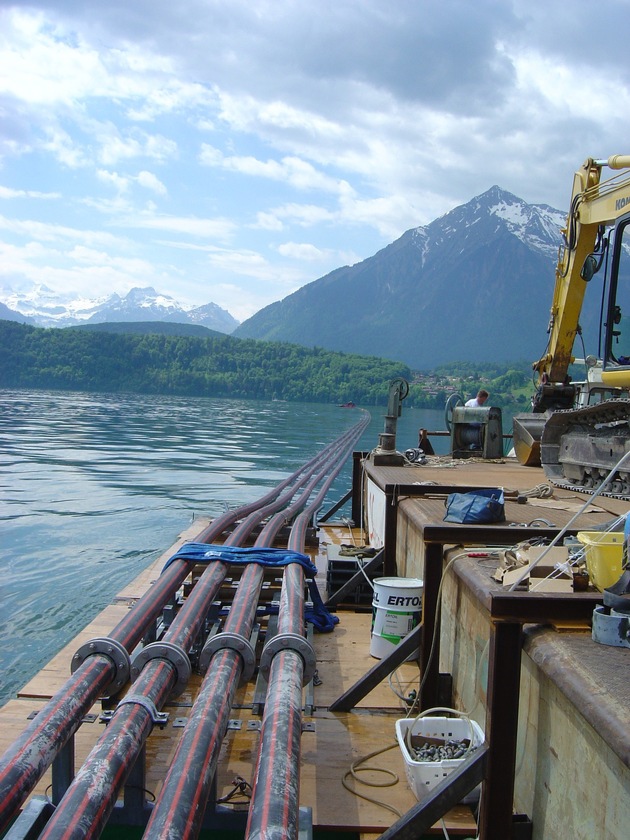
0,321,410,405
0,321,534,409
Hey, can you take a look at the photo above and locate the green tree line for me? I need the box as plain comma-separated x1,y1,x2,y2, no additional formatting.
0,320,533,408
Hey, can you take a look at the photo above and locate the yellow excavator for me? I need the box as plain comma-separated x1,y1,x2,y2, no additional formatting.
513,155,630,497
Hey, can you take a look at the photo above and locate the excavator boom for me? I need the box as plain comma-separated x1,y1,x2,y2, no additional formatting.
514,155,630,497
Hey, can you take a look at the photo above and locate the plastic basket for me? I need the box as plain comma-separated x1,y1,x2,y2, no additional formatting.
395,712,484,804
576,531,624,592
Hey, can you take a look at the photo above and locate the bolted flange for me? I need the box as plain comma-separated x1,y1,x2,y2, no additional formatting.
199,632,256,684
71,637,131,698
131,641,191,699
259,632,316,686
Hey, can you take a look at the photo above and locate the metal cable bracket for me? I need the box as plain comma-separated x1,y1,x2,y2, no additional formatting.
259,632,317,685
199,632,256,684
71,637,131,697
130,641,191,699
116,694,169,727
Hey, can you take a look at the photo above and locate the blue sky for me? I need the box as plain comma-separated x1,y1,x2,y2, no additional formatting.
1,0,630,323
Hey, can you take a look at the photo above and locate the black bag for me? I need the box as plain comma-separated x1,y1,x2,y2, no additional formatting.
444,488,505,524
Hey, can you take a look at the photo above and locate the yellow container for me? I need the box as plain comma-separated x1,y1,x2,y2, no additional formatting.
576,531,624,592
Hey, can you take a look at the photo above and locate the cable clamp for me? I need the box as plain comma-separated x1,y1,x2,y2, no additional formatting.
199,632,256,684
116,694,169,727
259,632,316,686
71,637,131,698
130,641,191,699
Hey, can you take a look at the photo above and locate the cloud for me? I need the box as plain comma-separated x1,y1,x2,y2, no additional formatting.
123,212,237,241
0,214,126,248
267,203,336,228
0,186,61,200
2,0,630,323
276,242,330,261
200,146,351,195
0,236,157,298
136,170,167,195
97,169,131,194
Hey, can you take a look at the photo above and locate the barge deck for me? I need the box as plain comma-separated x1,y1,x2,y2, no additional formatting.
1,444,629,839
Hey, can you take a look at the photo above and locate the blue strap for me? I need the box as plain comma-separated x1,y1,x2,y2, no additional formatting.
162,543,317,575
161,543,338,632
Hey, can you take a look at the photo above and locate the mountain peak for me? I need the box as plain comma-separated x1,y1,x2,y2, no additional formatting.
0,285,240,333
235,185,569,368
424,184,565,259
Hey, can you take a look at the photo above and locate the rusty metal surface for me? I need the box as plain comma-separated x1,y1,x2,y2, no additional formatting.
362,457,630,519
523,626,630,769
400,496,618,532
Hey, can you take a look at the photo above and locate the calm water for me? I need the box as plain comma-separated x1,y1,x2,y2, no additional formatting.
0,389,449,706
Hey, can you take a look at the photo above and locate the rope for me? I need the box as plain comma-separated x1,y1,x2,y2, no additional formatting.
511,483,553,499
341,743,403,819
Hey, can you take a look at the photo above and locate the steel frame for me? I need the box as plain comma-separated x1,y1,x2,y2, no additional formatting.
331,471,602,840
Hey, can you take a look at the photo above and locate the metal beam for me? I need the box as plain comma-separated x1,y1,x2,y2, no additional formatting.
317,489,352,523
478,622,523,840
377,744,488,840
329,622,421,712
324,548,383,608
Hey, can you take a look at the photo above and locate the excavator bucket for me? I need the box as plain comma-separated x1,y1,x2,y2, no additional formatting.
512,413,549,466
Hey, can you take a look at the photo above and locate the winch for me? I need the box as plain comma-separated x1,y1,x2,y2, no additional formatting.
450,405,503,459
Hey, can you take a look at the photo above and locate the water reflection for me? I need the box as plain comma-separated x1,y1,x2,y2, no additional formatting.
0,389,447,705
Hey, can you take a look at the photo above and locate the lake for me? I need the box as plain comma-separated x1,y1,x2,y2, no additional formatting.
0,389,451,706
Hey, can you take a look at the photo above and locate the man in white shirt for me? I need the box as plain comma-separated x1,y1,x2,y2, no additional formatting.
465,389,489,408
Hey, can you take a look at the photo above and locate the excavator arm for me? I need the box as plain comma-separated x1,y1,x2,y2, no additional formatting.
533,156,630,399
514,156,630,491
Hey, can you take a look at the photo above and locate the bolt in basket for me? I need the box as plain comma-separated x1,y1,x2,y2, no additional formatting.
395,707,484,804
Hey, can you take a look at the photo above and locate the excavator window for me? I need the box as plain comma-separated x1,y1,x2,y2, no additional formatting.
607,217,630,365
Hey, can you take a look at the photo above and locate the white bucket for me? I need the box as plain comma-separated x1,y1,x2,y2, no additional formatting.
370,576,423,659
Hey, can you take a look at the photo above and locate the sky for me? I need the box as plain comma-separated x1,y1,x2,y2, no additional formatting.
1,1,630,323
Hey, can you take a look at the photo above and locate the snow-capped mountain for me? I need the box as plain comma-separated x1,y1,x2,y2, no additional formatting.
1,186,575,366
0,285,240,334
234,186,573,368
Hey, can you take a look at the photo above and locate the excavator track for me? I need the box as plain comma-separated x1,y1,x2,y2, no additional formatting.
540,399,630,499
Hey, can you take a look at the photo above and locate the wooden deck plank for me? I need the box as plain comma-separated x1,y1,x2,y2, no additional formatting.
0,517,476,835
313,611,419,710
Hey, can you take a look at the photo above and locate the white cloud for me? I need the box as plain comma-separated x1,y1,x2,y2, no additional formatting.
2,0,630,322
136,170,167,195
0,237,157,298
0,186,61,200
253,211,284,231
124,212,237,241
95,129,178,166
269,203,336,228
0,214,127,248
215,91,345,142
0,11,105,106
277,242,329,261
200,146,351,195
199,244,309,285
97,169,131,193
0,8,211,114
41,124,87,168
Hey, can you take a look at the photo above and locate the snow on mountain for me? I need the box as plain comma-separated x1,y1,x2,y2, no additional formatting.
2,283,113,327
424,185,565,259
93,286,186,322
0,285,240,334
234,185,569,368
